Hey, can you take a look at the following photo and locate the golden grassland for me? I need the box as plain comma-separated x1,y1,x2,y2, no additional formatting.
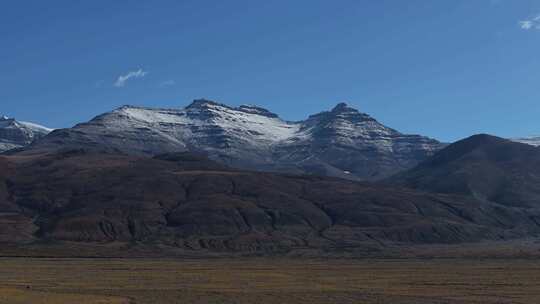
1,258,540,304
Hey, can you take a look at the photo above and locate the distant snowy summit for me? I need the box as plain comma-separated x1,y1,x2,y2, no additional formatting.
25,99,444,180
512,136,540,147
0,115,52,152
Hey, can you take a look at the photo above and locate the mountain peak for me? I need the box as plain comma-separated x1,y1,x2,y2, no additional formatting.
0,116,52,152
449,134,512,150
420,134,529,168
332,102,352,111
186,99,228,110
328,102,367,117
117,105,144,110
321,102,379,124
185,99,282,119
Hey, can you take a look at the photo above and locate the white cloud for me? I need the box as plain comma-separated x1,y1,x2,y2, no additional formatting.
519,14,540,31
159,80,176,87
520,20,534,30
114,69,148,87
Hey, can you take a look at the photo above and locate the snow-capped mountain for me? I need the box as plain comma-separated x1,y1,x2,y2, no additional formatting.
0,116,52,152
273,103,443,179
27,99,444,180
512,136,540,147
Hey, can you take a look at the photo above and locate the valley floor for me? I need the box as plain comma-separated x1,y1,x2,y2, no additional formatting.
0,258,540,304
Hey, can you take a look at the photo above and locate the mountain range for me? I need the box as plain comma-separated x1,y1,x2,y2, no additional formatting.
14,100,444,180
1,135,540,255
3,100,537,180
2,101,540,256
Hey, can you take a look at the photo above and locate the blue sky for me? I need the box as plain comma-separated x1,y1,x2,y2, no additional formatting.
1,0,539,142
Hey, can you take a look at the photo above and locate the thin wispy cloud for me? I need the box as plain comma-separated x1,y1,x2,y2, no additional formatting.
159,80,176,88
114,69,148,87
519,14,540,31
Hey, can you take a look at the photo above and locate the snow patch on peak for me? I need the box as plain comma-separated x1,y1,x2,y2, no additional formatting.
0,116,52,152
113,106,185,124
186,99,229,110
512,136,540,147
19,121,54,133
91,100,301,149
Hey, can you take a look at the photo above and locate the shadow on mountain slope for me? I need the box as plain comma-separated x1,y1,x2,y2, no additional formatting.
1,146,540,255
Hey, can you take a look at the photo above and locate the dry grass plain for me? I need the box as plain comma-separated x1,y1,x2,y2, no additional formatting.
0,258,540,304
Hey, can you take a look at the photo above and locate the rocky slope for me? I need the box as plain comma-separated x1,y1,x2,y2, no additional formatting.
0,116,51,152
1,150,540,254
25,100,444,180
389,134,540,208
